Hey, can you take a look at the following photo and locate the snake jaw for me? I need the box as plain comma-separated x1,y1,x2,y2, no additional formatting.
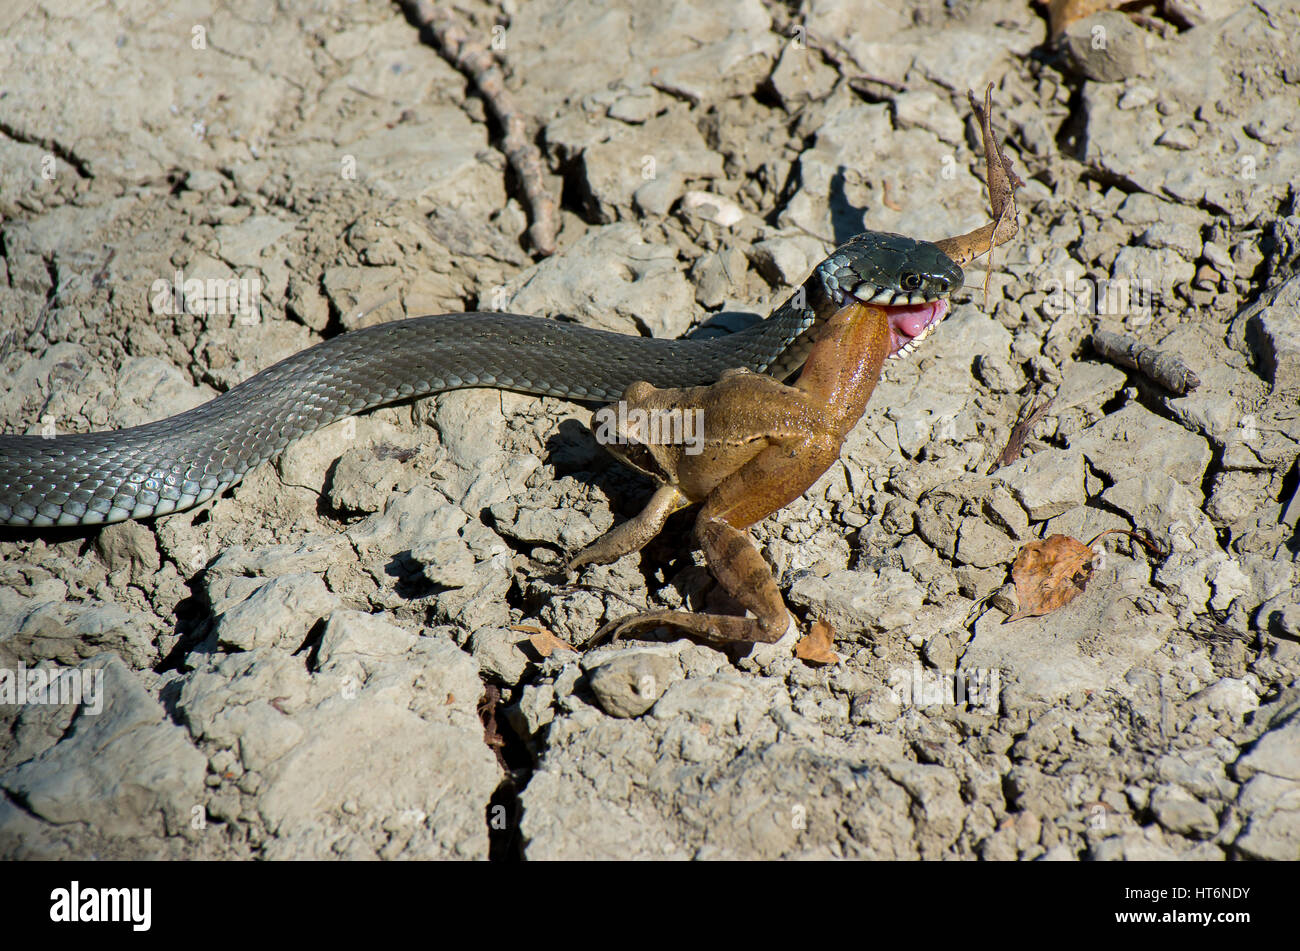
885,298,949,359
842,282,950,360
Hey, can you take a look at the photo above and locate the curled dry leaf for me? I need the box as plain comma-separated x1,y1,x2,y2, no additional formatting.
511,624,574,658
1004,529,1158,622
795,619,840,665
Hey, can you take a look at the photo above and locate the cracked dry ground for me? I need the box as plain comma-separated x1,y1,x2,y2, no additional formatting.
1,0,1298,860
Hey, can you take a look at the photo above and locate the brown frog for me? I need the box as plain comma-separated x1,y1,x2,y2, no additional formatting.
570,86,1023,647
570,296,907,645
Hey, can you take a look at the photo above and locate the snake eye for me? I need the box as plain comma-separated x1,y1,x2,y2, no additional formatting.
900,272,922,292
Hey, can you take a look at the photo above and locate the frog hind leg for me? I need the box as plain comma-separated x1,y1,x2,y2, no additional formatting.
594,434,840,646
591,514,794,646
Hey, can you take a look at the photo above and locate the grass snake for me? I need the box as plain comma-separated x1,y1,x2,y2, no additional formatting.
0,230,961,527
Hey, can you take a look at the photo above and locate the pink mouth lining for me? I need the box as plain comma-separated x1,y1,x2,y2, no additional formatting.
883,299,949,357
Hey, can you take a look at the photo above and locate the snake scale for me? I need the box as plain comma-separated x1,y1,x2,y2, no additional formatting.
0,231,962,527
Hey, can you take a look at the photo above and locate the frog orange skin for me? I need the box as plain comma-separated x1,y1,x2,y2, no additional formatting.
569,297,909,646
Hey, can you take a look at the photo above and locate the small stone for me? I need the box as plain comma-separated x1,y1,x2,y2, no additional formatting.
995,449,1086,521
467,628,530,685
1139,221,1202,260
1156,125,1199,150
749,237,812,285
850,686,901,725
607,88,658,124
1150,784,1218,838
586,651,679,718
1193,264,1221,289
1061,12,1150,82
767,42,837,106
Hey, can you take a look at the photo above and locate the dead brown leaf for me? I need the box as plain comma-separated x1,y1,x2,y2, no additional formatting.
795,619,840,665
1006,534,1098,621
1005,529,1159,621
511,624,574,657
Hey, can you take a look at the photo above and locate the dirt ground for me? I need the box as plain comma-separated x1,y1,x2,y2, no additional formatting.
0,0,1297,860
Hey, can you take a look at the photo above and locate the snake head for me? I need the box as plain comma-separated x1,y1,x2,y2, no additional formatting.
820,231,962,359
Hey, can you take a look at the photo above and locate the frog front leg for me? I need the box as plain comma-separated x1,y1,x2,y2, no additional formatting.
568,483,690,570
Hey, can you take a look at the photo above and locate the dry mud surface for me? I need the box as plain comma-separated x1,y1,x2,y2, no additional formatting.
0,0,1298,860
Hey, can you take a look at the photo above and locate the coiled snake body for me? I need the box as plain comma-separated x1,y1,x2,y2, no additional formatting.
0,231,961,527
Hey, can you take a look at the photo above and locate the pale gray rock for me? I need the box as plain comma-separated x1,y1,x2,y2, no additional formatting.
509,683,557,736
995,449,1086,521
1257,588,1300,639
1110,246,1196,297
256,694,500,859
0,590,159,669
178,649,316,744
1068,404,1212,488
955,516,1016,569
2,655,206,842
788,567,925,633
963,566,1174,701
607,87,660,124
286,273,330,331
229,702,307,774
576,111,722,223
1089,827,1181,861
409,536,478,589
211,573,340,653
1109,469,1217,551
94,520,160,580
325,444,421,517
587,651,680,718
521,701,944,860
1061,12,1151,83
315,610,417,670
984,485,1030,541
207,537,350,583
1231,692,1300,859
346,487,467,560
1234,774,1300,860
973,351,1024,394
496,222,697,341
1139,221,1203,261
1149,783,1219,838
1156,746,1238,801
1245,275,1300,391
1189,678,1260,721
214,214,295,269
850,687,901,725
1235,705,1300,783
468,627,531,685
767,42,837,107
748,235,826,286
322,264,406,331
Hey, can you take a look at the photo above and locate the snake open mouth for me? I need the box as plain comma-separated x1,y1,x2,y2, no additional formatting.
879,298,949,359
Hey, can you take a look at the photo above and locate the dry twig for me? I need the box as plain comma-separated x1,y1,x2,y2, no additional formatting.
1090,329,1200,394
402,1,558,256
988,393,1055,473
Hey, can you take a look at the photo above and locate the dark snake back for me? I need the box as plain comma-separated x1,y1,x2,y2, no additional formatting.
0,311,810,526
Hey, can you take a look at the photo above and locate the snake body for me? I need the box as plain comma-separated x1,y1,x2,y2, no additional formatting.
0,231,961,527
